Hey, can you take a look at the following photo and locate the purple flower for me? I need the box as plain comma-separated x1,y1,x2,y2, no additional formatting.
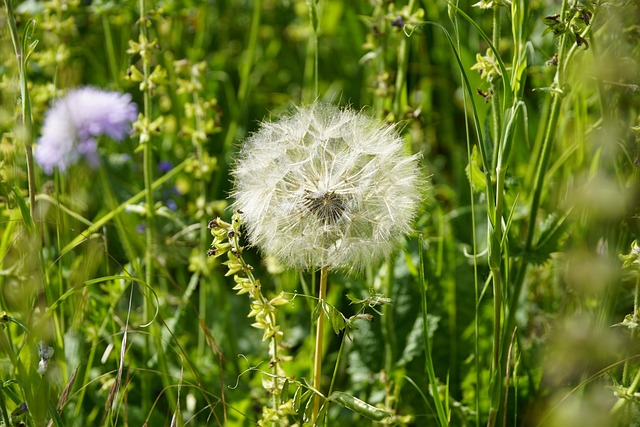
35,87,138,174
166,199,178,211
158,160,173,173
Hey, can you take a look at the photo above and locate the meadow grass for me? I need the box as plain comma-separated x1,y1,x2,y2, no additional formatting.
0,0,639,426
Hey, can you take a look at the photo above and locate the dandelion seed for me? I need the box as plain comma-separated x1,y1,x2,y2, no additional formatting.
35,86,138,174
231,104,423,272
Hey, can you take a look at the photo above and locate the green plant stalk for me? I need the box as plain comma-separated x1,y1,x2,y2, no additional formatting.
445,4,483,424
419,236,448,427
505,0,575,357
191,78,209,358
381,258,398,413
490,5,502,170
312,265,328,424
371,2,388,116
4,0,36,222
383,259,397,373
306,0,319,100
270,332,280,427
485,97,523,426
138,0,157,414
0,388,11,427
213,0,262,199
486,174,505,427
392,0,416,125
327,331,346,398
102,15,120,85
139,0,155,299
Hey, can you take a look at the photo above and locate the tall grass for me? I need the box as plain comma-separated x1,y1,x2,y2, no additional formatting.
0,0,639,426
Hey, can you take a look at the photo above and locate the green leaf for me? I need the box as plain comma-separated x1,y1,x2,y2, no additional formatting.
465,145,486,193
314,300,347,334
12,187,34,234
397,314,440,367
529,212,571,265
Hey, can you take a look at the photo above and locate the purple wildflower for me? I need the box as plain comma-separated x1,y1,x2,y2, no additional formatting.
158,160,173,173
35,87,138,174
166,199,178,211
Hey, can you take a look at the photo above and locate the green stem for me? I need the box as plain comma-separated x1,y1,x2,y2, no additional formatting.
486,168,506,427
139,0,155,297
419,236,448,427
490,5,502,170
270,319,280,427
392,0,415,123
372,2,386,116
312,266,328,424
102,14,120,85
4,0,36,223
306,0,319,100
383,259,397,374
190,72,209,358
138,0,155,415
327,332,346,398
212,0,262,199
0,389,11,427
382,259,397,411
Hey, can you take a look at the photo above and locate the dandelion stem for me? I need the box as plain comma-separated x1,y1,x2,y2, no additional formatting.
312,265,328,423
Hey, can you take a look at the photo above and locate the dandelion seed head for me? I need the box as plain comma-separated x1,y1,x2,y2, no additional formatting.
35,86,138,174
232,104,423,272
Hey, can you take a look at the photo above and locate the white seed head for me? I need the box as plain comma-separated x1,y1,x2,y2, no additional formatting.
231,104,423,272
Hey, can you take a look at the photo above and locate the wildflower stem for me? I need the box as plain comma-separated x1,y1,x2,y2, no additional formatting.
138,0,157,416
188,66,210,358
212,0,261,199
392,0,415,122
383,259,397,376
312,265,328,423
4,0,36,222
102,15,120,85
490,5,502,169
306,0,319,100
419,235,448,427
139,0,155,289
271,333,280,427
327,331,346,398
